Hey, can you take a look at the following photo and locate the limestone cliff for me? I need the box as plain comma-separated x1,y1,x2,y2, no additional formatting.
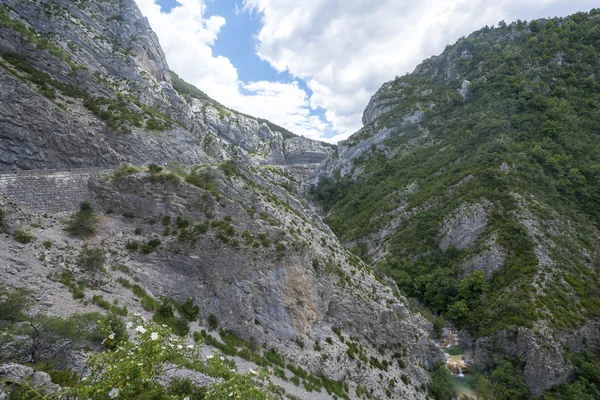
0,0,332,173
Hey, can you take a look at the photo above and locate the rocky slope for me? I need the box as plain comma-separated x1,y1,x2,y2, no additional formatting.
0,0,332,174
308,10,600,397
0,0,444,399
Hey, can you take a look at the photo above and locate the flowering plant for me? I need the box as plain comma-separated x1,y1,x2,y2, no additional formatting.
65,317,198,399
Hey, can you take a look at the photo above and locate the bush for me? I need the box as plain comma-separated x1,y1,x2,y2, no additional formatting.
67,202,98,237
113,165,141,179
13,230,35,243
208,313,218,330
140,238,161,254
63,317,270,399
146,118,170,131
167,377,206,400
77,247,106,272
185,169,217,192
16,312,110,364
428,361,456,400
219,160,238,178
132,285,158,311
177,297,200,322
125,240,139,250
0,284,31,324
148,164,163,174
153,299,189,337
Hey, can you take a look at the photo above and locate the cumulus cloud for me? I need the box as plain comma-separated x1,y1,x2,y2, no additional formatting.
133,0,331,141
135,0,596,143
244,0,597,139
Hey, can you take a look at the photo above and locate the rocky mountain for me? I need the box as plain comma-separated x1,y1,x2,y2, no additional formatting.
0,0,333,175
0,1,444,399
309,9,600,399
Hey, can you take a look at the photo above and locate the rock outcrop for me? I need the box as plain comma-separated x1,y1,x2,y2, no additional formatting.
0,0,332,173
0,364,60,397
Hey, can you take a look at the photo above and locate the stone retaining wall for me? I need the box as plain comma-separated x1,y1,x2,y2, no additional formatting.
0,168,114,212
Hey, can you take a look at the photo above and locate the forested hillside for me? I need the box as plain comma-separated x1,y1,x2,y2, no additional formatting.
311,9,600,398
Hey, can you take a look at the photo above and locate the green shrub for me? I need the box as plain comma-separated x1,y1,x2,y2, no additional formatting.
132,285,158,311
0,284,31,323
125,240,139,250
42,240,53,249
116,277,131,288
428,362,456,400
184,169,217,192
148,164,163,174
67,202,98,237
122,211,135,218
219,329,250,349
153,299,190,337
77,247,106,272
91,294,111,310
208,313,218,330
167,377,206,400
35,363,79,387
193,331,202,343
219,160,238,178
177,297,200,322
13,230,35,243
113,165,141,178
140,238,161,254
264,348,285,367
146,118,171,131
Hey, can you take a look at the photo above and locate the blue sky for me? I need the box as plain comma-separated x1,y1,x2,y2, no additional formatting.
147,0,331,138
157,0,275,83
136,0,598,142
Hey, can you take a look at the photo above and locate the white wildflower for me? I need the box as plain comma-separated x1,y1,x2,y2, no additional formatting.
187,344,193,349
126,322,133,329
206,354,213,359
135,325,146,334
177,344,183,350
220,356,225,361
150,332,159,340
108,388,119,398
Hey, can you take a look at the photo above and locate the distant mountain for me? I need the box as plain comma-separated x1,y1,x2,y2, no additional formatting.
309,9,600,398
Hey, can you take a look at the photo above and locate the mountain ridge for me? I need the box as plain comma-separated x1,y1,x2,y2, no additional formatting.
309,9,600,398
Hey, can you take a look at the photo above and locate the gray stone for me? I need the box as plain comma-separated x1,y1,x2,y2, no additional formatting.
0,364,60,395
438,201,490,251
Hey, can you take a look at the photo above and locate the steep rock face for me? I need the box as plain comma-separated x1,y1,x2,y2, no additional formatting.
0,0,332,172
0,166,443,399
0,363,61,397
308,12,600,396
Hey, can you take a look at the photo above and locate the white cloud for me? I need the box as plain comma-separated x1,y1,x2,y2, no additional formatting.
133,0,331,141
244,0,597,140
135,0,597,143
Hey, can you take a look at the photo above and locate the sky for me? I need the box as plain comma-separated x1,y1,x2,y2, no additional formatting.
133,0,597,143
